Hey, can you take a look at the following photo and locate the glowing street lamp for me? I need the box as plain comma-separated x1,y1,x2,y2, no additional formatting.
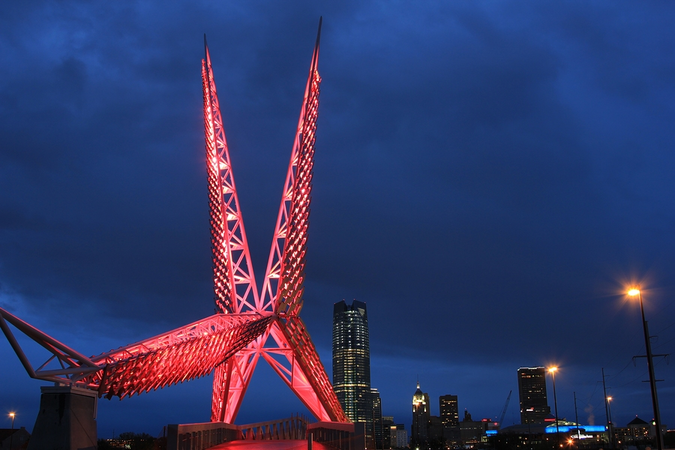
606,396,614,449
627,287,663,450
548,367,560,446
9,412,15,450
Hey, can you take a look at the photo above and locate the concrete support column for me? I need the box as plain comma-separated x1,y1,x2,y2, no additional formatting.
28,385,98,450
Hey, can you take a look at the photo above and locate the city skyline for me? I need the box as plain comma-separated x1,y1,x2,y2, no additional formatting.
1,1,675,440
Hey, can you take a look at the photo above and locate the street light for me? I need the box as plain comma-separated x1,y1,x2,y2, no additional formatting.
548,367,560,447
9,412,15,450
627,287,664,450
607,396,614,449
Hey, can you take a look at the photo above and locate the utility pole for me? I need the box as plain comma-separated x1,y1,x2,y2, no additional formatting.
574,392,580,445
602,368,613,449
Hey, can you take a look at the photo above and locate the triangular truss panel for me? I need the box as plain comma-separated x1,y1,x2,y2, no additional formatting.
203,18,348,424
202,37,260,315
0,307,272,400
0,17,345,426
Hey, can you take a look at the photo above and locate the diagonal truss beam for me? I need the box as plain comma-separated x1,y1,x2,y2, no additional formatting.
203,36,260,315
204,18,347,424
260,20,321,316
0,307,271,399
1,18,347,426
261,318,345,422
0,307,99,383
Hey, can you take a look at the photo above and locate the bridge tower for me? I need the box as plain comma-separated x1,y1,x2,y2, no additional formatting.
202,18,347,424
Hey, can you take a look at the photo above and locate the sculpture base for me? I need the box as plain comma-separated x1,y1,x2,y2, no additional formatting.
28,385,98,450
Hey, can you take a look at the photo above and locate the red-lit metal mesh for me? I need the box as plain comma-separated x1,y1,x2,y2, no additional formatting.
211,332,268,422
262,318,348,422
257,26,346,422
83,313,271,399
275,68,320,317
203,47,259,315
204,20,347,424
203,58,232,314
260,30,321,316
203,43,265,422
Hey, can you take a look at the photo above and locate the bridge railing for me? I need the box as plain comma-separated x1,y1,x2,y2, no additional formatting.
239,414,309,440
167,417,359,450
167,421,241,450
308,421,361,450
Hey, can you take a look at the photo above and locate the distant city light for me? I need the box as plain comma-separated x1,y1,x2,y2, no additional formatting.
546,425,606,433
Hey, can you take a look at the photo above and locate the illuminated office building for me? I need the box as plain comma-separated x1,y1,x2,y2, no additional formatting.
333,301,373,442
517,367,550,424
371,388,383,449
440,394,460,443
412,382,430,442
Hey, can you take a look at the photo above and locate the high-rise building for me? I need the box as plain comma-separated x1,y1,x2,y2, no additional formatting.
333,301,373,442
390,424,408,449
371,388,383,449
412,382,430,443
440,394,460,443
428,416,443,441
382,416,394,449
517,367,550,424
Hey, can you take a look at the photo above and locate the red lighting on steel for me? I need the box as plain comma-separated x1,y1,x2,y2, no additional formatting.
202,36,259,315
203,18,347,423
0,307,272,399
0,17,346,426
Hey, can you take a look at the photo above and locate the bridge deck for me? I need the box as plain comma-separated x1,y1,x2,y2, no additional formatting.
209,441,331,450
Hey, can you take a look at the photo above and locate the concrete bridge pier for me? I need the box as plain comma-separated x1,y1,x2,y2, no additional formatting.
27,385,98,450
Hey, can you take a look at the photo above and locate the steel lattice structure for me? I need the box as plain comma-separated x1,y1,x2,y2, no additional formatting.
0,307,272,399
0,17,346,425
203,18,347,424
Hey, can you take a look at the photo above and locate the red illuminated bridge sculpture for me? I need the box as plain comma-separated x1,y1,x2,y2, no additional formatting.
0,18,348,425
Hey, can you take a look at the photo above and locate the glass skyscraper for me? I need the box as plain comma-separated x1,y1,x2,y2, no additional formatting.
332,301,372,442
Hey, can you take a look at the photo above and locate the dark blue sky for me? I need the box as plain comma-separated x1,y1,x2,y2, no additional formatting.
2,0,675,439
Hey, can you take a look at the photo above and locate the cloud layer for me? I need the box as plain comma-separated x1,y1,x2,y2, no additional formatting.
1,0,674,437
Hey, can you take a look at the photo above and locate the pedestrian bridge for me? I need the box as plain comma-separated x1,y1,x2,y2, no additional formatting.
167,416,361,450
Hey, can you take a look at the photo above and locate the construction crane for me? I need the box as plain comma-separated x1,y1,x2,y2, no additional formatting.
498,390,512,428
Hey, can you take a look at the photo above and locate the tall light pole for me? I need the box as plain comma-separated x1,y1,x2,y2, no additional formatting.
548,367,560,448
602,368,613,449
607,396,614,449
573,392,581,444
628,287,664,450
9,412,15,450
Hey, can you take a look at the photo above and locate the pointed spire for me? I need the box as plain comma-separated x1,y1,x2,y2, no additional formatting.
204,34,211,66
309,17,322,79
315,16,322,54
